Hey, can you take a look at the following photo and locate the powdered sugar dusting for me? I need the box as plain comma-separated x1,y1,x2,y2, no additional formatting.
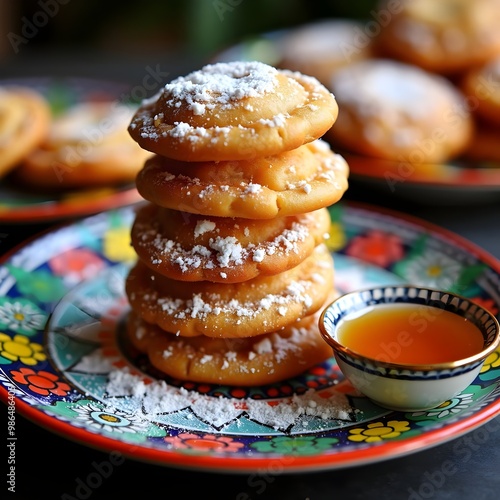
163,61,279,113
135,217,312,274
331,59,461,119
194,220,216,238
258,113,289,127
104,367,353,430
156,281,313,321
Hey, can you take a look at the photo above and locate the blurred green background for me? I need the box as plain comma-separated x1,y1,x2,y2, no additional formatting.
1,0,379,60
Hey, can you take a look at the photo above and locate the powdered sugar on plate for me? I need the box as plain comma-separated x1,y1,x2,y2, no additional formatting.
104,367,353,431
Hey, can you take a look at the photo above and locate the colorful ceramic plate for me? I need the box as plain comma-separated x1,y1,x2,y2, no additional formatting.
215,33,500,205
0,77,143,223
342,153,500,205
0,203,499,473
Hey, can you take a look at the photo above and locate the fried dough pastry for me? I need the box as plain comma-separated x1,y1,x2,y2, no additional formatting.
131,203,331,283
461,56,500,127
125,244,334,339
375,0,500,75
124,60,347,386
17,102,152,188
0,86,51,178
278,19,374,85
126,301,333,386
136,139,349,219
326,59,473,164
128,61,338,162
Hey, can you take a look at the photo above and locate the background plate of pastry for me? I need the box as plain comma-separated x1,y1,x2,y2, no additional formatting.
0,201,499,473
214,15,500,205
0,77,147,223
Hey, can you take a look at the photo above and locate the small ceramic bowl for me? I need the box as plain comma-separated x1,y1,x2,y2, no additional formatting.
319,285,500,412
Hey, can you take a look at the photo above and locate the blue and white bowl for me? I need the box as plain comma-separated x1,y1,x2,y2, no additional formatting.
319,285,500,411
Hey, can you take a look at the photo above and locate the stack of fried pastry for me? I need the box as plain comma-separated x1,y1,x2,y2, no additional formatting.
125,61,349,386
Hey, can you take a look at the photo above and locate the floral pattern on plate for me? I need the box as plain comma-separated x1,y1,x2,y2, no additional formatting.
0,203,499,472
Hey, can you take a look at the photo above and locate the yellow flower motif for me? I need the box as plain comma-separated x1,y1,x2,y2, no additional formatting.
102,227,136,263
348,420,410,443
480,350,500,373
325,222,346,252
0,333,46,365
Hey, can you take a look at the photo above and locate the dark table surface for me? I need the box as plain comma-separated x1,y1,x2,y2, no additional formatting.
1,50,500,500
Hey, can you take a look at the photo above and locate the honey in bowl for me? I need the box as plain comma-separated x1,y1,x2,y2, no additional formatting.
337,303,485,365
319,285,500,411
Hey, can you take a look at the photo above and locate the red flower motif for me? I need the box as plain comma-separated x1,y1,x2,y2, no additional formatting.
49,248,105,281
164,433,244,452
345,230,404,268
10,367,71,396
